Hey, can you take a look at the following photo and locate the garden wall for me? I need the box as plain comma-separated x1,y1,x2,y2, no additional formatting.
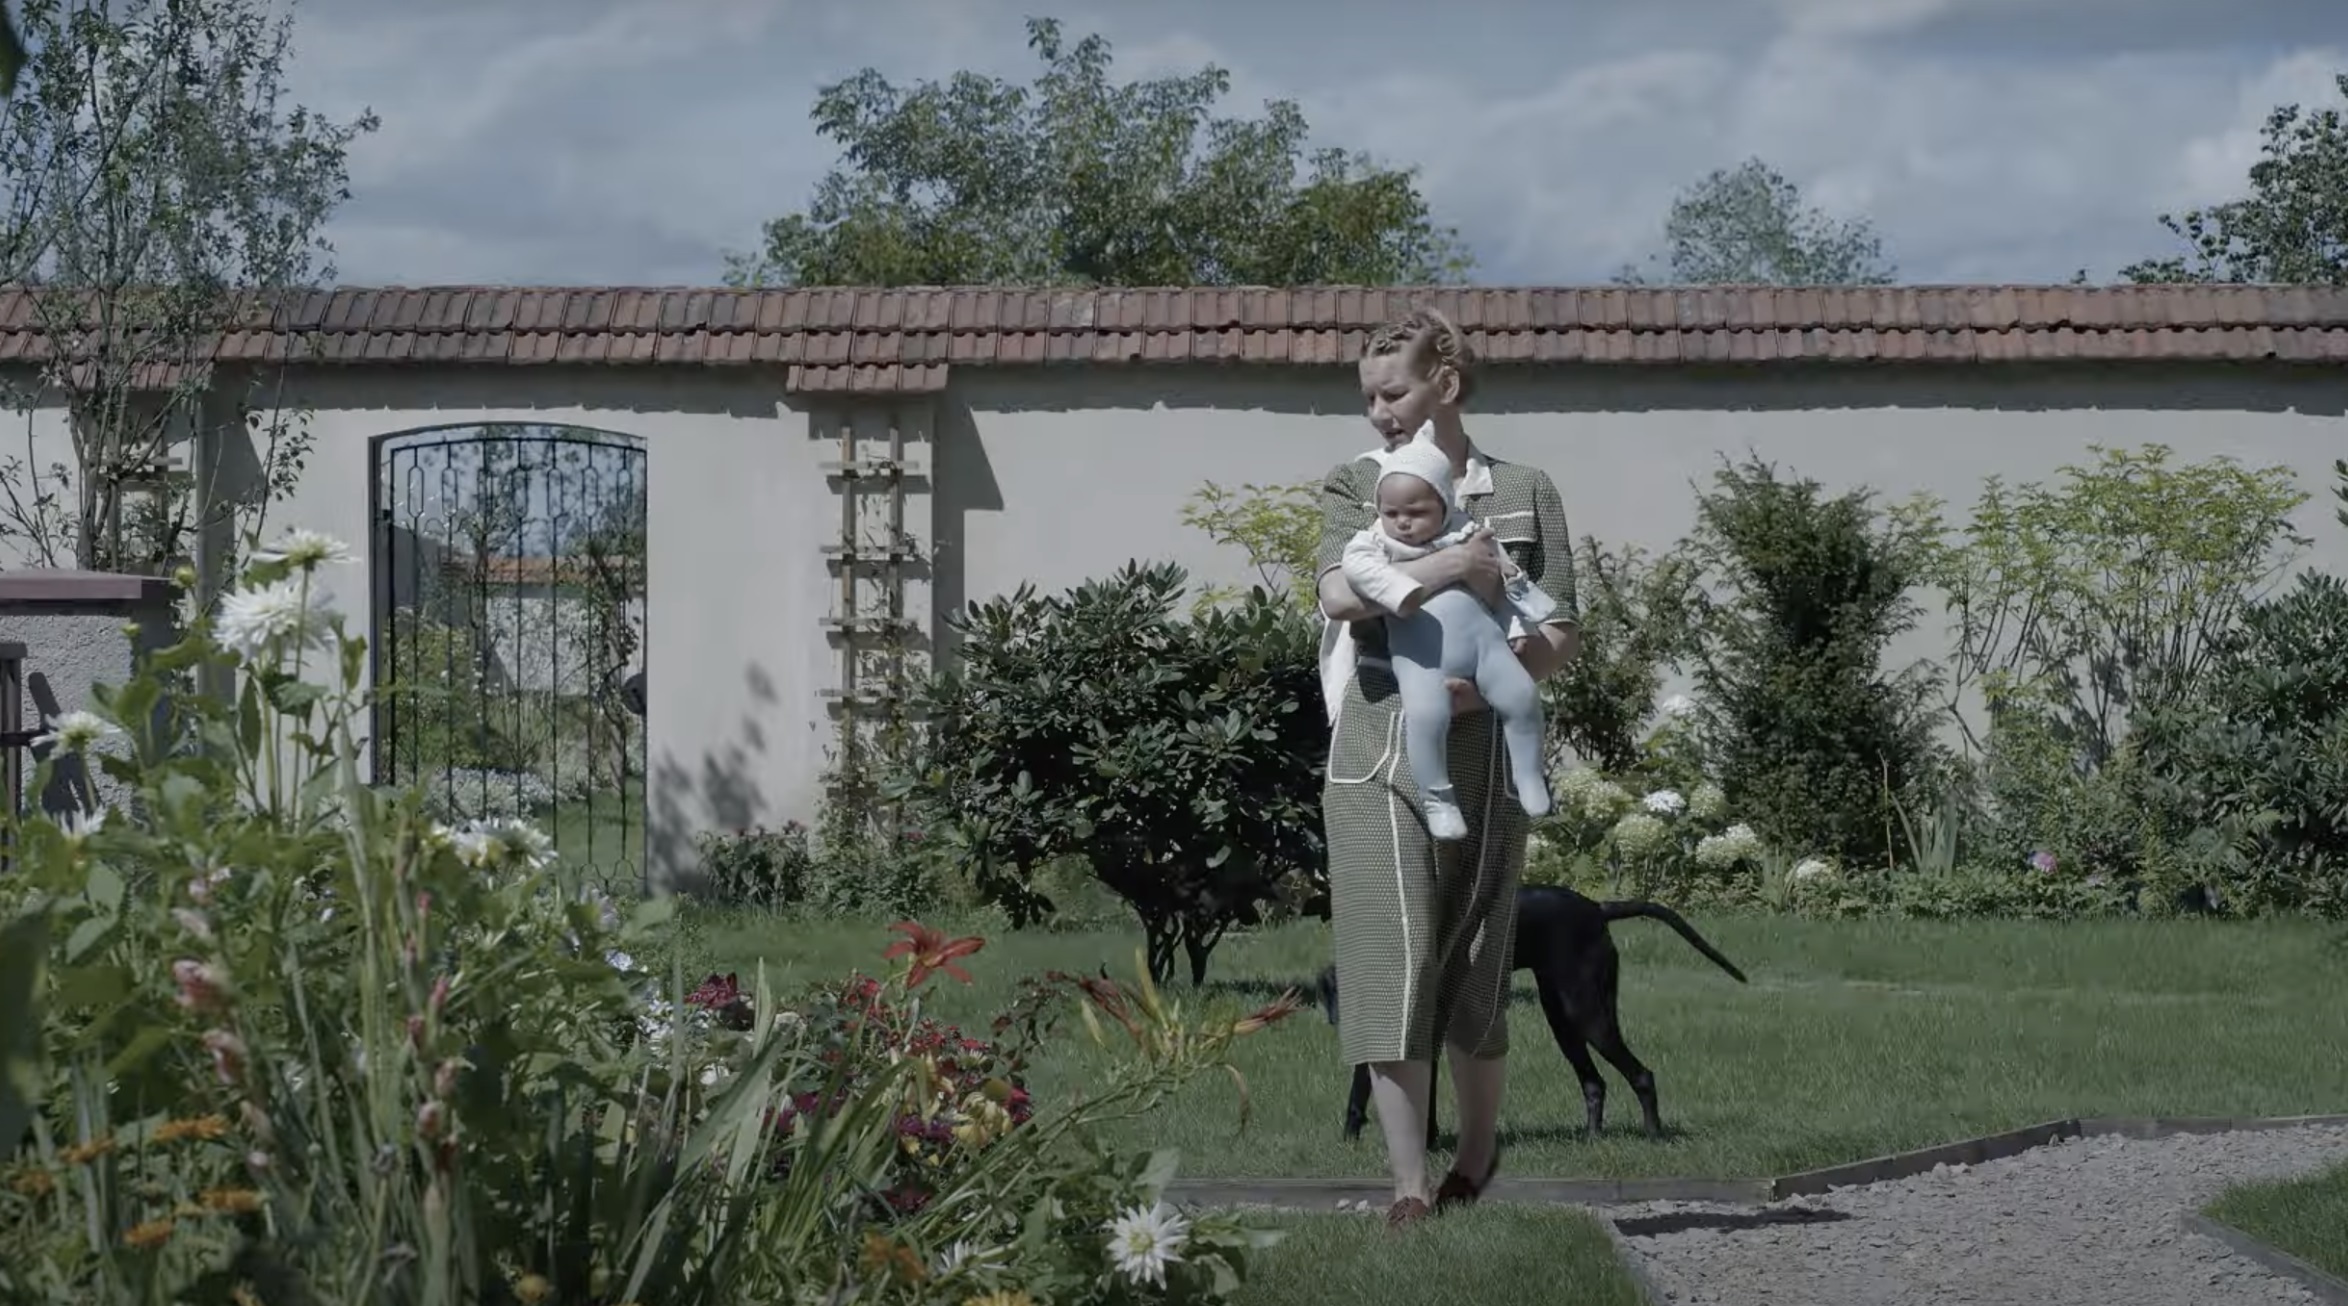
5,342,2344,891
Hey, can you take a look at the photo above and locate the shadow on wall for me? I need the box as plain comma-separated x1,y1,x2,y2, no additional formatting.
948,361,2348,419
930,398,1003,667
648,659,778,894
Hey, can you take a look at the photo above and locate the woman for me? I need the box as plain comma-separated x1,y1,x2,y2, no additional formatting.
1314,307,1580,1228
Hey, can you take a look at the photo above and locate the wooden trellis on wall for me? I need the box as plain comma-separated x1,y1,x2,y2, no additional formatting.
813,400,934,830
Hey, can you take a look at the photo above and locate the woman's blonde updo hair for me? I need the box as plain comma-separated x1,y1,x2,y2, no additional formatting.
1362,305,1477,408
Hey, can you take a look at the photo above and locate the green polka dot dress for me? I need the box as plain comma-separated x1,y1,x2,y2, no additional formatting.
1316,447,1579,1066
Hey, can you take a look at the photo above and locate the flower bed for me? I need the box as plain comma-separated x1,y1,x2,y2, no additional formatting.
0,528,1297,1306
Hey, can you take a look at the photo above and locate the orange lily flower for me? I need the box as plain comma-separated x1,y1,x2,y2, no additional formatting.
883,921,986,988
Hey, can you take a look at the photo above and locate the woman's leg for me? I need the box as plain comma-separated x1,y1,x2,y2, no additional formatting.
1322,670,1446,1214
1427,709,1528,1201
1446,1050,1506,1183
1366,1059,1435,1204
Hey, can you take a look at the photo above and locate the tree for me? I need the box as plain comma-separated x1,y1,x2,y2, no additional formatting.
0,0,376,574
1676,456,1943,867
1617,157,1896,286
727,17,1469,288
2121,72,2348,285
891,562,1326,985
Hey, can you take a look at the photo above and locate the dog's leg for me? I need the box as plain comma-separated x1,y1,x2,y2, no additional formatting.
1344,1062,1373,1141
1583,952,1664,1138
1424,1045,1443,1151
1533,970,1608,1134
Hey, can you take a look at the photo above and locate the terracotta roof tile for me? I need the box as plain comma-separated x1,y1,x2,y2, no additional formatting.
2,284,2347,394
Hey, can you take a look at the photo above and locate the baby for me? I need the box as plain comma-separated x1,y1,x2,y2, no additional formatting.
1340,427,1554,840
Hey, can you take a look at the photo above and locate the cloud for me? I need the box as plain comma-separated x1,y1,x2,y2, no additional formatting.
270,0,2344,286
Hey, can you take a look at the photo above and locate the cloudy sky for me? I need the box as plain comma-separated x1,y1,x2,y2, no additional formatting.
278,0,2346,288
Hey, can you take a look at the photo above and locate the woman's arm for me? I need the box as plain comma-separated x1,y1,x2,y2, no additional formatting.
1517,622,1580,681
1519,471,1582,684
1318,548,1465,621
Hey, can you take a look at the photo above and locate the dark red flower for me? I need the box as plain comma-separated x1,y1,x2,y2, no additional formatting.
686,972,755,1030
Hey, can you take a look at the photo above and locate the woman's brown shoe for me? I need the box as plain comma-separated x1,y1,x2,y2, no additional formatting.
1434,1151,1501,1211
1384,1196,1432,1230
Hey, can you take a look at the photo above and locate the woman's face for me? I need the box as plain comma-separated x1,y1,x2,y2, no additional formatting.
1358,351,1450,449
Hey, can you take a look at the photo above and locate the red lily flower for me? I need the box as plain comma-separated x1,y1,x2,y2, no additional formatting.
882,921,985,988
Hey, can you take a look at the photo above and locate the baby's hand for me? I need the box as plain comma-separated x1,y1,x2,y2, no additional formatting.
1509,636,1530,654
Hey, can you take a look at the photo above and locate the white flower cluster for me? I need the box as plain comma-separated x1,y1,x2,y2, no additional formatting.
1641,787,1686,816
1609,811,1673,860
1689,782,1727,822
1789,857,1836,882
1556,766,1632,820
1693,822,1764,869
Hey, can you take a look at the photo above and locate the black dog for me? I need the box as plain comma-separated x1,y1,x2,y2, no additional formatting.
1315,885,1747,1145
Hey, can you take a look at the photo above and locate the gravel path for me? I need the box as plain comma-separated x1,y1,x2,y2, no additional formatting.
1612,1126,2348,1306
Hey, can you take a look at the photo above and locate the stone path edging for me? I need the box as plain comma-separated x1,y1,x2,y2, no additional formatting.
1160,1113,2348,1211
2178,1211,2348,1306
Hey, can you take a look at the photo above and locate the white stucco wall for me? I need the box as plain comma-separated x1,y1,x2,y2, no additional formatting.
8,358,2346,891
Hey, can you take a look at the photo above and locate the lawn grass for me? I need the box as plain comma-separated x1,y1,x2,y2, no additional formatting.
669,909,2348,1181
1233,1207,1644,1306
2206,1158,2348,1283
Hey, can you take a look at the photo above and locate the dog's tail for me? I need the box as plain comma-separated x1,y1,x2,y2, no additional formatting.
1599,900,1749,984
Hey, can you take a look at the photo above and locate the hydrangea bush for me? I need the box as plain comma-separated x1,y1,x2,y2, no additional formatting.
1530,765,1770,902
0,529,1291,1306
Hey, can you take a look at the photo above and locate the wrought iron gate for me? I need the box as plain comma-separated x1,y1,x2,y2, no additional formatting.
369,424,648,890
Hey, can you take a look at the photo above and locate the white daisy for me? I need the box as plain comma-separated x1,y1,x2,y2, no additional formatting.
59,806,107,845
251,528,354,571
934,1240,1003,1276
450,818,557,874
1104,1201,1191,1288
215,578,331,662
33,710,121,753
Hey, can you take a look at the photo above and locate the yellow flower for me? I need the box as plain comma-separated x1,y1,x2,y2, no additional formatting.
963,1292,1035,1306
512,1274,555,1305
859,1230,927,1285
7,1168,55,1198
58,1136,116,1166
951,1094,1012,1149
199,1187,266,1215
123,1219,176,1250
152,1115,231,1145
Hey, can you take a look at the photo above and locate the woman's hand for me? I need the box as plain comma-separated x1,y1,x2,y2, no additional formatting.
1442,527,1507,609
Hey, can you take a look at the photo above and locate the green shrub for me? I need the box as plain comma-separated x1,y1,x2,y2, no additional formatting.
693,820,815,908
2134,568,2348,917
894,561,1325,985
0,535,1290,1305
1539,538,1699,774
1932,443,2307,772
1675,456,1945,869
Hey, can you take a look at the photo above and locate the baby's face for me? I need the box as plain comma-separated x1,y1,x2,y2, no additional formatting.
1377,474,1446,547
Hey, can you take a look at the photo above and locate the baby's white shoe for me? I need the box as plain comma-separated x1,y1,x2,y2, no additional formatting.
1423,792,1468,841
